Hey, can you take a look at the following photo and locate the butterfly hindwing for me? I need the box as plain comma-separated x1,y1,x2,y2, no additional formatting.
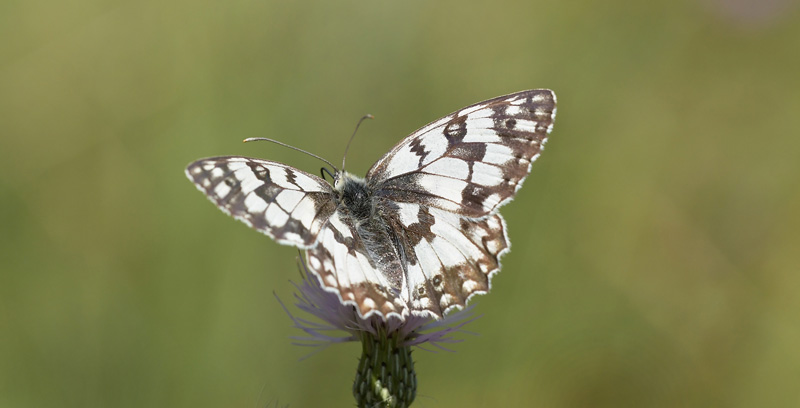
306,212,409,318
383,202,509,317
368,89,556,218
186,157,336,248
306,202,509,320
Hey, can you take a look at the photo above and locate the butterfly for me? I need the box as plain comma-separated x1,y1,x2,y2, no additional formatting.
186,89,557,320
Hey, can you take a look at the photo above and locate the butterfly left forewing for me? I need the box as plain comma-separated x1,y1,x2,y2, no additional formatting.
368,89,556,218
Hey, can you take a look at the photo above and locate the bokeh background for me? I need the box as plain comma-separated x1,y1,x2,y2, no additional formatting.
2,0,799,406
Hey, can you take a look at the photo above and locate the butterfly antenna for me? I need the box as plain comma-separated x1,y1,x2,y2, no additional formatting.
341,114,374,173
243,137,338,172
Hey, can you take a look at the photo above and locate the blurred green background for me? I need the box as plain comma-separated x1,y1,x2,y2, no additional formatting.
2,0,799,406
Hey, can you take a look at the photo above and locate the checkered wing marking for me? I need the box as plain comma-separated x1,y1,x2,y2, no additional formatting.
368,89,556,218
186,157,336,248
305,203,509,320
306,212,409,318
383,201,509,317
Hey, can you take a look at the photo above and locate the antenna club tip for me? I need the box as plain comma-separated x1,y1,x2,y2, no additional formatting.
365,114,374,119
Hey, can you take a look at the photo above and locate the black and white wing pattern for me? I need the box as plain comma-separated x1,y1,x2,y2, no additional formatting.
187,89,557,321
185,157,337,248
307,89,556,319
368,89,556,217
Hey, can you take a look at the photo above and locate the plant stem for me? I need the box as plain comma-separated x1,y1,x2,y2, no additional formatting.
353,329,416,408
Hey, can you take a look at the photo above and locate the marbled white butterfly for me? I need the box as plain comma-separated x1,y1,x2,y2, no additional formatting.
186,89,557,320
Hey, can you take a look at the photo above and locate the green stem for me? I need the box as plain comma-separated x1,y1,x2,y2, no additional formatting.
353,329,416,408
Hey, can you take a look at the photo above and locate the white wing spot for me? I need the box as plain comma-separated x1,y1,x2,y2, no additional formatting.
404,262,425,302
293,172,323,190
483,143,515,165
291,196,317,229
238,174,263,194
505,105,523,116
463,128,503,144
213,182,231,198
471,162,504,186
226,161,248,171
329,213,354,239
243,194,268,213
265,203,289,227
485,193,502,208
309,255,322,270
362,297,377,310
275,190,305,212
269,168,288,187
418,132,448,167
417,175,468,204
429,211,484,260
283,231,303,243
424,157,470,180
397,203,420,227
323,271,337,287
462,280,479,296
485,234,502,254
430,237,465,268
513,119,540,133
439,293,455,310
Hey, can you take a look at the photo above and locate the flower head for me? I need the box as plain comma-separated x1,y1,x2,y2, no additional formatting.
278,258,479,407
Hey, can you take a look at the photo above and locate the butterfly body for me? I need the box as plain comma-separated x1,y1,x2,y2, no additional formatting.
187,89,557,320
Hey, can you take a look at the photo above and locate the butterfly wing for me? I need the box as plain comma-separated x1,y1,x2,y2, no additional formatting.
186,157,337,248
305,203,509,320
306,211,411,319
366,89,557,317
367,89,556,217
385,202,510,317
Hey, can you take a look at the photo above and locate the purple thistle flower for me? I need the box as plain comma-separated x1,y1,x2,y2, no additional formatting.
278,258,479,407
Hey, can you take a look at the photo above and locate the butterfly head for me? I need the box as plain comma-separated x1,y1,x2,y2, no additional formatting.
333,170,353,191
